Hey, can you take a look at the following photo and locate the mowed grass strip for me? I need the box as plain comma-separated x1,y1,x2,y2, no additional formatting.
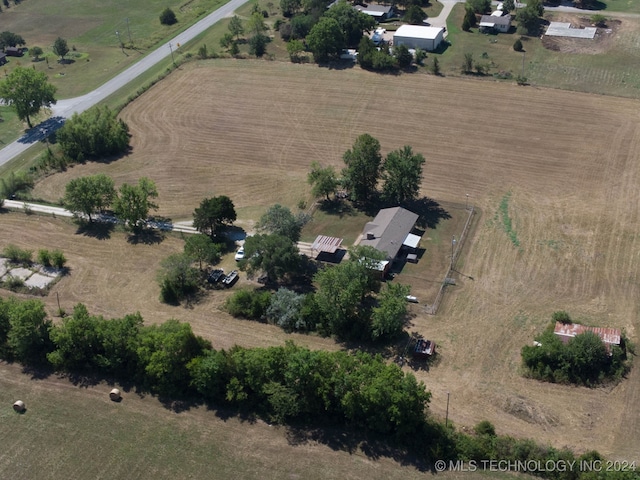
0,362,534,480
24,60,640,459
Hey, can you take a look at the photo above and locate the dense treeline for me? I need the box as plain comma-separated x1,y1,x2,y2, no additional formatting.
1,296,637,478
0,297,429,439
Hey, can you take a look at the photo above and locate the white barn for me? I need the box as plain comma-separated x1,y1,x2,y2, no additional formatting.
393,25,444,51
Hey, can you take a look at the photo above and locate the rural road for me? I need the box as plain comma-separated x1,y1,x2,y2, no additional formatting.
2,200,198,234
0,0,251,169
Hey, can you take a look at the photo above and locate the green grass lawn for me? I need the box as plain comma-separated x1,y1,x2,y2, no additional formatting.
0,0,229,98
439,4,640,98
300,202,373,245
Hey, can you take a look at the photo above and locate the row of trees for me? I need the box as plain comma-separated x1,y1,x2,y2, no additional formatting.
0,297,430,438
308,134,426,205
64,174,158,231
521,313,632,386
1,296,634,478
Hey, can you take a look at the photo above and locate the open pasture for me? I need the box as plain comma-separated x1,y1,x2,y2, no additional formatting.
25,60,640,460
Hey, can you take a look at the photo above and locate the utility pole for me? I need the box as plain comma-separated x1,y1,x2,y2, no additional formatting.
522,50,525,78
465,193,469,210
451,236,457,271
445,392,450,428
126,17,132,44
116,30,123,53
169,42,176,65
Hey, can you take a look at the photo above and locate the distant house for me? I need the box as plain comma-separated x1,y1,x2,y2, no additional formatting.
553,321,621,353
5,47,23,57
0,53,7,66
393,25,445,51
359,206,419,262
354,3,395,20
479,14,512,33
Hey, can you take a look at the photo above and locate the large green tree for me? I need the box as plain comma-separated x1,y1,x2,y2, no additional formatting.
306,17,344,63
0,67,56,128
381,145,426,204
113,177,158,231
324,1,375,47
192,196,237,240
307,161,338,200
63,174,116,222
256,204,307,242
371,283,410,340
6,299,52,364
516,0,544,35
0,31,26,49
184,234,221,270
137,320,209,396
404,5,427,25
265,288,307,332
52,36,69,61
313,259,375,339
157,253,200,304
466,0,490,14
342,133,382,202
228,15,245,40
241,234,302,283
57,106,130,161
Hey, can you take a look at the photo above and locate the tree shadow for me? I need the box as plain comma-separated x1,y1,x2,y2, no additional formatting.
21,363,54,380
284,423,429,471
18,116,66,145
75,221,115,240
318,198,356,218
126,230,165,245
404,197,451,229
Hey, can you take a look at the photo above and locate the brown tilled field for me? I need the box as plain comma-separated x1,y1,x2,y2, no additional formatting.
23,60,640,461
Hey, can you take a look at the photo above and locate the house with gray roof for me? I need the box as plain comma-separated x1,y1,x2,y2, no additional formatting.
359,207,420,261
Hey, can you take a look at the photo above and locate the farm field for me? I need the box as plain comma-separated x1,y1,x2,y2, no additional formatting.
3,361,532,480
26,60,640,463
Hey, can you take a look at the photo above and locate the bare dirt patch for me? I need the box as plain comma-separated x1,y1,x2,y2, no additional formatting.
542,14,621,54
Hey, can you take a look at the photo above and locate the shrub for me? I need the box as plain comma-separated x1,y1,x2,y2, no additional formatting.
513,39,523,51
37,249,52,267
160,7,177,25
50,250,66,269
3,244,33,265
474,420,496,436
552,311,571,324
5,275,25,291
225,289,271,320
591,14,607,28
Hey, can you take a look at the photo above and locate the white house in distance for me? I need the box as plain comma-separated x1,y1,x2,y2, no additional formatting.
393,25,445,51
479,14,512,33
354,4,395,20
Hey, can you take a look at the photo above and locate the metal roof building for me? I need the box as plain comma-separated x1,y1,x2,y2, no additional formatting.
393,25,445,51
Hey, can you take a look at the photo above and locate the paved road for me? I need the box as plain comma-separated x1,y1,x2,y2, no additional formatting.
0,0,250,169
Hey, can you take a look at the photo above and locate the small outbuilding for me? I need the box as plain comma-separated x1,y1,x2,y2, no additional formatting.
109,388,122,401
354,4,395,20
393,25,445,51
13,400,26,413
5,47,23,57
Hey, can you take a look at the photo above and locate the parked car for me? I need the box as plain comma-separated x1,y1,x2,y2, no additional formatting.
207,269,225,284
234,247,245,261
222,270,239,287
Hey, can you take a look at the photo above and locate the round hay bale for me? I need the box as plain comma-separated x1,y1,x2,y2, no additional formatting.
109,388,121,401
13,400,25,413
